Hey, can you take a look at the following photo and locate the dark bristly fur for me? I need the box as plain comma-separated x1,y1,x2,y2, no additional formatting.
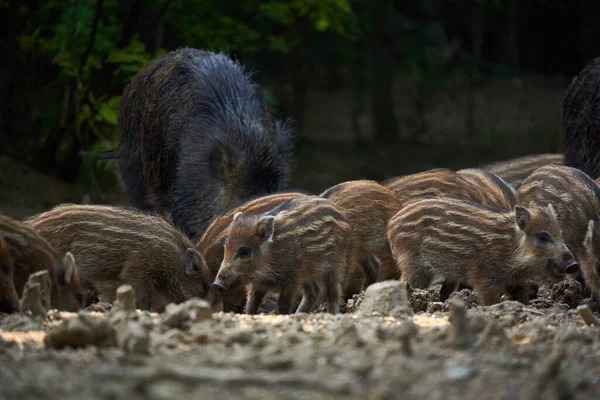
320,180,403,296
481,153,564,188
26,204,211,312
517,165,600,296
0,235,19,313
0,213,85,311
387,198,576,305
457,168,517,211
213,196,351,315
383,168,482,206
115,48,293,241
196,191,306,312
563,56,600,179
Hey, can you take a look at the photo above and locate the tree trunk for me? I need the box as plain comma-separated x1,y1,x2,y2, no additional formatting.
369,0,398,144
33,84,72,170
507,0,519,73
0,0,19,150
283,21,310,136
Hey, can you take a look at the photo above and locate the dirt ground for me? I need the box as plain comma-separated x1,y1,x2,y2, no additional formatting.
2,279,600,400
2,157,600,400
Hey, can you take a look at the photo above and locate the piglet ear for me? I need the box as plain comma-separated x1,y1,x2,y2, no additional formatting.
233,212,242,222
63,252,76,284
185,248,205,276
257,215,275,242
584,220,595,249
514,205,531,230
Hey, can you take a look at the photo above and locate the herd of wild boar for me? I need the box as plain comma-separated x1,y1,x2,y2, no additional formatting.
3,48,600,317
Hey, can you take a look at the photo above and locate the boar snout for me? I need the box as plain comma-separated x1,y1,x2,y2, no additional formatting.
564,257,579,274
212,278,228,293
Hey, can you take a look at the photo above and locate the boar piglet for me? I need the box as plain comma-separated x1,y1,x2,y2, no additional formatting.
197,191,306,313
517,165,600,295
26,204,210,312
387,198,577,305
1,213,84,311
213,195,351,314
321,180,403,296
0,234,19,313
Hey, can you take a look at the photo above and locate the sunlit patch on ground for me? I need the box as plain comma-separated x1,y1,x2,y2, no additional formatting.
0,330,46,346
411,314,450,328
511,333,532,345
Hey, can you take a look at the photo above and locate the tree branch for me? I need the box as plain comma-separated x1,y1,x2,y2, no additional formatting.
78,0,105,80
151,0,175,28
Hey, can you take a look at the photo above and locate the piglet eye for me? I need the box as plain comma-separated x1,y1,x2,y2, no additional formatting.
75,293,84,305
237,246,252,259
535,232,552,244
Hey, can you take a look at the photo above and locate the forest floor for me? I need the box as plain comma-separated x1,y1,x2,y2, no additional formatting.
2,156,600,400
2,280,600,400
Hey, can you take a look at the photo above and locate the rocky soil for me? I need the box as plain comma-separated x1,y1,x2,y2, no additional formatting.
2,279,600,400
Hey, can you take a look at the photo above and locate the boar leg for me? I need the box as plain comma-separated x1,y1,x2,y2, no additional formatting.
361,254,380,290
277,286,297,315
296,282,318,314
474,283,502,306
439,280,459,302
245,286,267,315
504,284,530,304
324,270,341,314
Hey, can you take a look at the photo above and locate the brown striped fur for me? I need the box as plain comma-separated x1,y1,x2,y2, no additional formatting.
482,153,564,188
387,198,576,305
0,214,85,311
320,180,403,294
457,168,517,211
383,168,481,206
197,191,305,312
0,234,19,313
25,204,210,312
213,195,352,314
517,165,600,295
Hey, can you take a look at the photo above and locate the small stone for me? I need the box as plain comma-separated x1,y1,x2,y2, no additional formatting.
227,328,253,345
447,365,476,381
44,313,115,349
333,320,364,348
116,320,150,354
356,280,413,319
27,271,52,310
449,299,474,349
114,285,136,312
161,298,212,329
19,282,46,318
147,381,187,400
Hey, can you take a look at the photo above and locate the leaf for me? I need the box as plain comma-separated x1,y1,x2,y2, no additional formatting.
316,17,330,31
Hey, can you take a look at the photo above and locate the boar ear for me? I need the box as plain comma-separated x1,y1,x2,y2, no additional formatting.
63,252,76,284
185,248,204,276
210,142,237,182
546,203,558,221
514,205,531,230
257,215,275,242
584,220,595,249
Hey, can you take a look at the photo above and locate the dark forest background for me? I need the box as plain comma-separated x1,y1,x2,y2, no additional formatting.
0,0,598,201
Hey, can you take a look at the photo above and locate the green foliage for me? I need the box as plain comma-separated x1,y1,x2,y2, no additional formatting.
170,0,351,55
9,0,354,185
